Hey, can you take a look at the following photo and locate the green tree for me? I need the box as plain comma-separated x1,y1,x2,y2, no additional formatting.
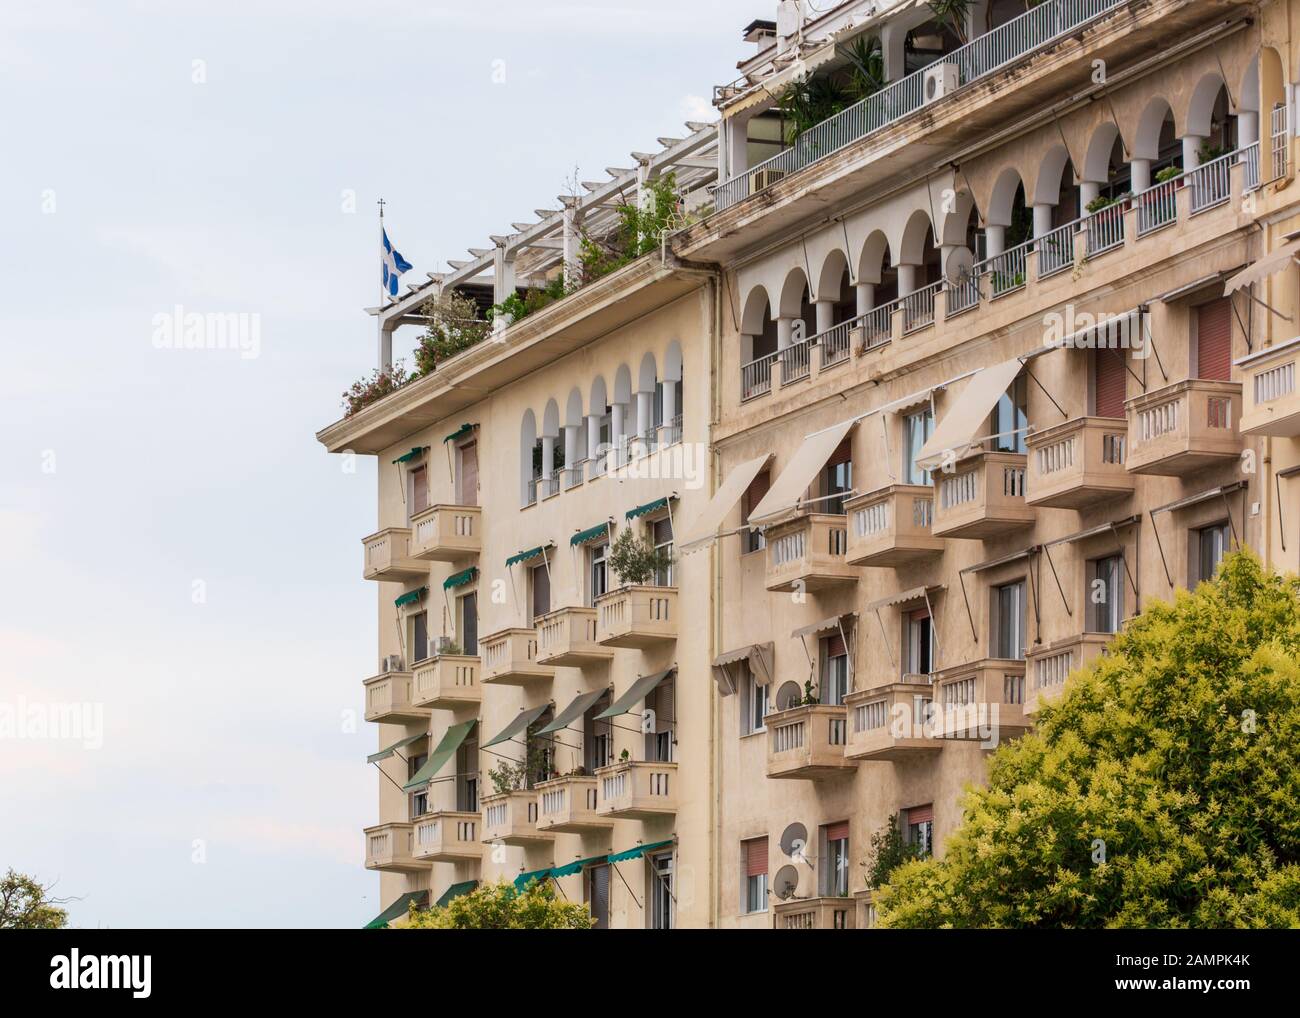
1,869,71,929
879,552,1300,928
863,815,922,890
403,879,595,929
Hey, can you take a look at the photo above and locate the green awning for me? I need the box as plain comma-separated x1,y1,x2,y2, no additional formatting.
364,890,428,929
483,704,550,748
551,855,608,879
607,840,674,864
596,668,675,719
394,587,427,609
443,423,476,444
514,867,553,891
403,720,476,791
392,447,426,465
506,544,551,568
537,689,607,735
366,731,427,765
570,521,611,547
625,496,671,521
443,567,478,590
434,880,478,908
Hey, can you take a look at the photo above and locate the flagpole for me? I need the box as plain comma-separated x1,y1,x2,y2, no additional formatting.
377,197,389,372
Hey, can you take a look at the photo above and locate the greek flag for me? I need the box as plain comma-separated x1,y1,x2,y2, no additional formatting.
381,229,412,298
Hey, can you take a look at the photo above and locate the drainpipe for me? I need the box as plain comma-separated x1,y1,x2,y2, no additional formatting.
709,274,722,930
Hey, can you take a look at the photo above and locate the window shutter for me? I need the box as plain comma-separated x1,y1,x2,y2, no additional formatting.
1092,349,1127,418
744,837,769,877
1196,299,1233,381
825,633,847,658
825,820,850,843
743,470,771,522
907,803,934,825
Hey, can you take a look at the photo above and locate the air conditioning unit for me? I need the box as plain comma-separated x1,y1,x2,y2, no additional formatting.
750,167,788,192
433,636,454,656
923,63,960,105
381,654,405,674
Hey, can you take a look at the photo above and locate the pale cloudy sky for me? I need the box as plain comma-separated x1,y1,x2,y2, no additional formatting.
0,0,759,928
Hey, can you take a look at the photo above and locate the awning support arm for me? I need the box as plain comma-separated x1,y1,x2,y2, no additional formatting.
1221,490,1240,550
1243,283,1293,323
1110,522,1138,599
957,569,977,643
1148,508,1174,589
370,760,410,796
1029,549,1042,647
837,617,854,691
881,413,896,484
1041,542,1072,617
1024,366,1068,421
610,859,644,911
1276,466,1300,552
1141,310,1169,385
921,587,941,670
873,607,897,674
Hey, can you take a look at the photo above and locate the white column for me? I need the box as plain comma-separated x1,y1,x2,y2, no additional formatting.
856,283,875,315
492,242,516,304
586,414,601,472
897,264,919,294
1033,204,1055,238
636,390,653,442
611,403,625,466
726,116,749,178
1130,159,1151,194
777,317,794,349
1080,181,1102,209
563,425,579,480
662,378,678,430
815,300,834,335
985,226,1006,258
541,435,555,491
378,325,393,372
1182,135,1205,171
562,199,581,290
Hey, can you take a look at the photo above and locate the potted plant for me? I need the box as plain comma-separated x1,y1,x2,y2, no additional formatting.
607,527,672,588
619,748,631,764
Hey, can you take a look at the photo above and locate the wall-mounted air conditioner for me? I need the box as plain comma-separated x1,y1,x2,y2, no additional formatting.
381,654,405,673
750,167,788,192
923,63,960,105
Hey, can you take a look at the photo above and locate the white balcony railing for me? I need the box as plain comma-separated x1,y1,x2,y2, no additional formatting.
780,338,813,385
1188,150,1234,214
902,282,940,334
1036,221,1078,278
983,241,1031,299
712,0,1129,210
741,352,776,401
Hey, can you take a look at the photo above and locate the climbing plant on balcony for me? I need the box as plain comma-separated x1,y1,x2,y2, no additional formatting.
863,815,923,891
342,362,411,417
777,38,885,145
877,552,1300,928
485,274,569,328
578,173,685,284
413,290,491,375
607,527,671,587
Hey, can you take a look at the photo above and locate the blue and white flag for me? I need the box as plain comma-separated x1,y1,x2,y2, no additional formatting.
381,229,413,298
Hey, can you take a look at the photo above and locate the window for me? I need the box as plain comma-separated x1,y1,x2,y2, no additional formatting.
742,469,770,553
455,441,478,506
993,375,1028,454
823,438,853,515
409,464,429,517
1196,522,1231,583
458,592,478,656
586,864,611,930
526,714,554,789
742,837,769,914
649,852,674,930
906,804,934,858
408,753,428,819
903,408,935,485
820,632,850,705
585,696,614,772
411,611,429,664
1088,556,1122,635
456,738,477,812
1091,349,1126,419
822,821,849,897
1195,298,1233,381
652,516,674,587
992,580,1026,660
904,609,933,677
530,562,551,620
587,541,609,606
645,676,675,763
740,664,769,736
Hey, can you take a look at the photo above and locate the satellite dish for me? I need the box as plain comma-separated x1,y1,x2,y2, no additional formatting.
779,822,808,859
773,865,800,901
775,680,802,712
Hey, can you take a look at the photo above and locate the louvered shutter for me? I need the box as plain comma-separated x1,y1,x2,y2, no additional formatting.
744,837,769,877
1093,349,1127,418
907,803,934,825
1196,299,1233,381
825,820,850,843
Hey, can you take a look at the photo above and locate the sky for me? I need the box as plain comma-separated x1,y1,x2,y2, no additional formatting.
0,0,763,928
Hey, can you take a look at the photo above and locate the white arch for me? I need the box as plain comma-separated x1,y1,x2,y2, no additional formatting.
1186,72,1229,138
589,375,608,415
898,208,934,266
637,351,658,395
1082,121,1122,184
777,266,810,318
613,364,632,405
1134,96,1174,160
857,230,891,284
565,387,584,428
662,339,683,382
987,167,1024,228
741,285,772,336
1032,144,1074,206
815,248,850,302
519,408,537,505
541,397,560,438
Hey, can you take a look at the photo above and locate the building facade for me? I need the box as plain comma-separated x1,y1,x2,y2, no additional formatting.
320,0,1300,929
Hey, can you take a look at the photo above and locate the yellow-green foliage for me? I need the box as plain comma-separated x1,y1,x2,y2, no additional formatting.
403,879,596,930
879,552,1300,928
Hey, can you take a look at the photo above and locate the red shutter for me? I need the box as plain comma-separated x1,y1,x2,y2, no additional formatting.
1196,299,1233,381
411,466,429,514
743,470,770,522
825,820,850,843
1093,349,1127,419
744,837,769,877
907,803,934,825
825,633,847,657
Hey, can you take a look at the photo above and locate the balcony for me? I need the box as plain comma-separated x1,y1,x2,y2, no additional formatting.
410,504,481,562
932,452,1033,540
771,897,855,930
931,659,1030,744
362,669,430,725
480,790,554,846
480,628,554,687
411,811,481,863
411,654,481,710
1239,340,1300,437
536,775,612,833
844,677,942,762
362,528,426,582
765,704,854,780
595,761,678,820
364,822,424,872
1026,417,1134,509
844,486,943,567
1025,633,1112,715
764,513,856,593
595,586,678,649
1125,379,1242,476
536,606,614,666
854,889,879,930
